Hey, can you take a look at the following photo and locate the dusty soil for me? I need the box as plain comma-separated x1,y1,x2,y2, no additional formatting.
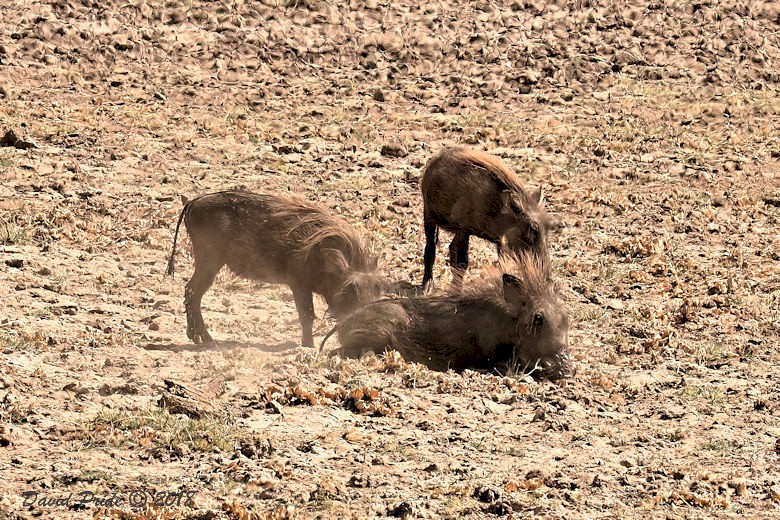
1,0,779,518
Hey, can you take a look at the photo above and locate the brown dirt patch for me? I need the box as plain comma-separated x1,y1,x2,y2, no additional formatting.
1,0,778,518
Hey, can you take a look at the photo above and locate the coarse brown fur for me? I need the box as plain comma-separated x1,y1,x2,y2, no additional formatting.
452,148,525,192
167,190,383,348
322,252,574,380
421,147,555,290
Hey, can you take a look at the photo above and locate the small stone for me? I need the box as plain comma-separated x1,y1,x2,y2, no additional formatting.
481,398,503,414
173,443,190,457
474,485,502,503
519,71,539,84
273,143,301,154
372,455,389,465
347,473,374,488
0,130,20,148
113,38,133,51
167,10,186,24
729,479,749,497
373,89,385,102
487,501,512,515
298,139,316,152
5,259,23,269
762,195,780,207
525,469,544,479
387,501,416,518
380,142,408,158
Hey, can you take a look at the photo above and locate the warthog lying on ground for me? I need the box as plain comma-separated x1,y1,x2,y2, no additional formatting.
322,253,574,380
167,190,388,348
421,147,555,291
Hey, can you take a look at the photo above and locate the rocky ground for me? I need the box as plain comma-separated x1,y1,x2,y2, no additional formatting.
1,0,779,518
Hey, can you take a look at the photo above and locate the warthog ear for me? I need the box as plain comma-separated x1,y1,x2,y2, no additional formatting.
348,272,383,297
530,185,543,205
543,213,563,231
526,220,541,244
502,273,527,306
321,248,350,273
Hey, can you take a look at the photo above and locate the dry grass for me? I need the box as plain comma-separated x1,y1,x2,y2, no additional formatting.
85,407,237,455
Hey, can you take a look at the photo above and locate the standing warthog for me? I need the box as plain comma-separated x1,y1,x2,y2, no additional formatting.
421,147,554,291
167,190,385,348
321,253,575,380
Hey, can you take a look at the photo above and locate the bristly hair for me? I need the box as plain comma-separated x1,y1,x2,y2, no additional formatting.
455,250,555,300
498,250,554,295
448,148,537,205
340,270,385,302
265,193,378,274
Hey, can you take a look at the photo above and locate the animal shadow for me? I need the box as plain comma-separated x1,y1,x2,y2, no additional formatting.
141,339,299,353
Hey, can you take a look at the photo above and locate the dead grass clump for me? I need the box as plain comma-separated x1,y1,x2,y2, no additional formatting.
255,381,394,417
85,407,237,456
0,219,29,245
606,236,666,258
678,383,725,406
0,330,37,352
665,488,730,509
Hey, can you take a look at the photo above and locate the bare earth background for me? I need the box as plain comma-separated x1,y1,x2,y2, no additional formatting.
1,0,779,518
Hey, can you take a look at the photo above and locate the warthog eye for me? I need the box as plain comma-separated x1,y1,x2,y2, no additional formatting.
532,312,544,328
527,223,540,244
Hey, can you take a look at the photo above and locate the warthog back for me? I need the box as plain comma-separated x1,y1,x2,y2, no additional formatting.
167,190,381,348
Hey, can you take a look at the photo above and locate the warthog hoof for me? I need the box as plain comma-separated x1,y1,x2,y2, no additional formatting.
191,330,214,346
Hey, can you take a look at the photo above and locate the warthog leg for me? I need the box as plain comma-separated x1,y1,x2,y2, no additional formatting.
422,220,439,292
291,284,315,348
184,259,220,346
448,231,470,291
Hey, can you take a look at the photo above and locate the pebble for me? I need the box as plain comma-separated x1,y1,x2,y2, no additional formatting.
380,142,408,158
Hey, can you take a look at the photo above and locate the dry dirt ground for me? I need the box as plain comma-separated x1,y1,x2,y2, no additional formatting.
1,0,779,518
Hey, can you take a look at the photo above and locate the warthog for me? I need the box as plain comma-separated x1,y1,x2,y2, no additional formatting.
322,253,574,380
167,190,385,348
421,147,554,291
